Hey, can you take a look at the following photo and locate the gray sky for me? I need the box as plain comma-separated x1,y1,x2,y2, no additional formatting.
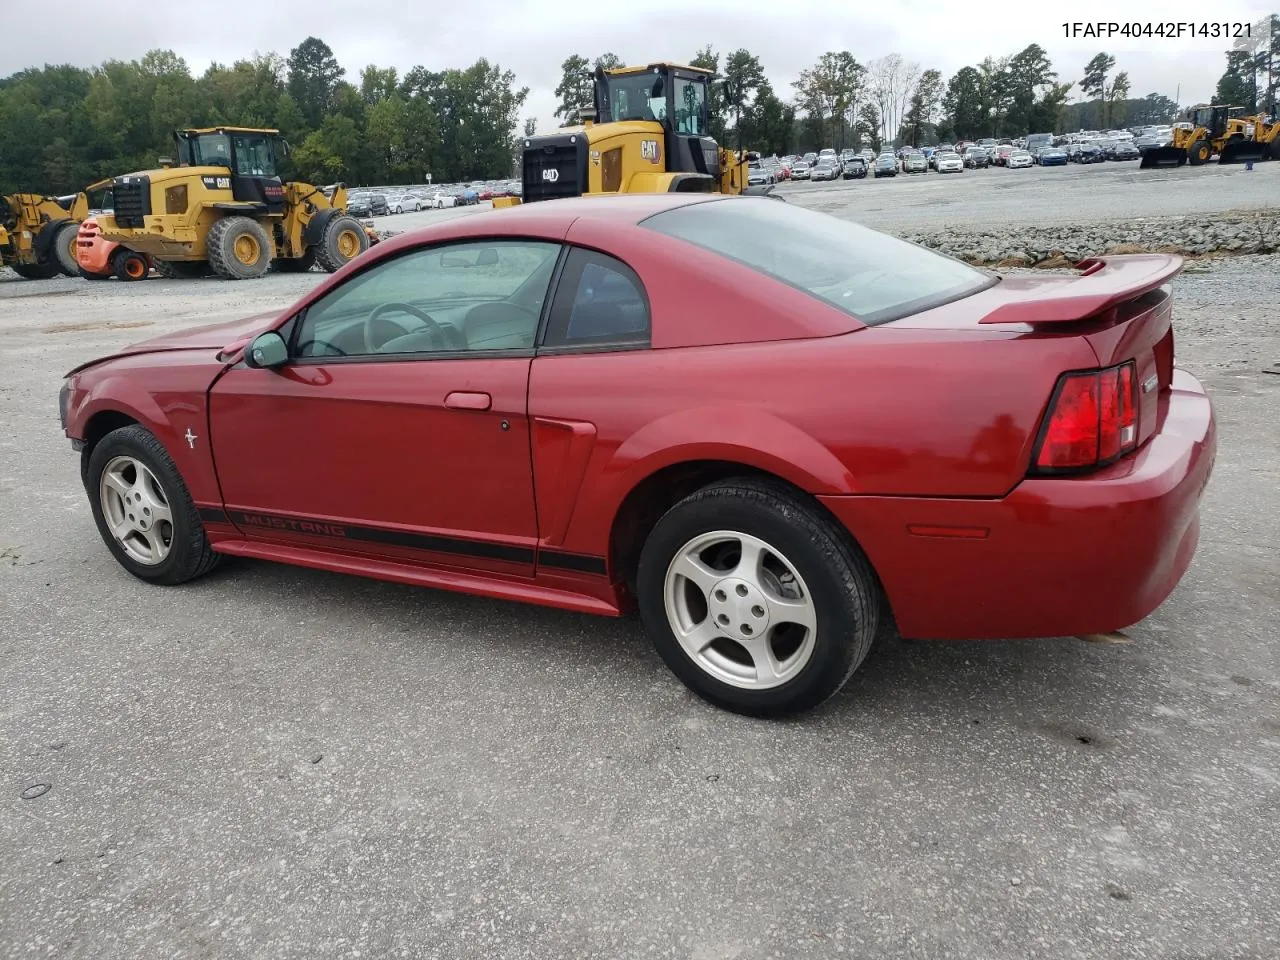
7,0,1274,133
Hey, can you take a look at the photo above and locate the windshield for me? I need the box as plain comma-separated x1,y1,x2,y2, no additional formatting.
643,198,994,326
606,72,666,123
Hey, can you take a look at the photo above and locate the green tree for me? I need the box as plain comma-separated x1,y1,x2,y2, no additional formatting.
942,66,984,141
1215,49,1256,110
1080,52,1115,127
553,54,591,122
793,51,864,150
1103,71,1130,128
721,48,766,149
856,103,881,152
1003,44,1056,134
287,36,344,127
900,68,943,146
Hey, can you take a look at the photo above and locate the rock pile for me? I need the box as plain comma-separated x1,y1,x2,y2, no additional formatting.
900,210,1280,267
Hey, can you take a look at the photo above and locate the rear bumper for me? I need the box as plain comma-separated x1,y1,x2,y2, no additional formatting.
820,369,1216,640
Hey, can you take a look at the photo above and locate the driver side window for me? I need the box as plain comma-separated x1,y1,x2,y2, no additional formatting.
293,240,562,359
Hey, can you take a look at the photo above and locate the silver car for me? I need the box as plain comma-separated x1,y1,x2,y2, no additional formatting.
935,151,964,174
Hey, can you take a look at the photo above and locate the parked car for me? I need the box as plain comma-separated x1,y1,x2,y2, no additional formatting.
842,157,867,179
1075,143,1106,164
58,192,1216,717
790,161,811,181
992,145,1015,166
430,192,458,209
347,193,373,217
902,152,928,173
1109,141,1141,161
962,147,989,169
811,159,841,181
873,153,898,177
935,151,964,174
1038,148,1069,166
388,194,424,214
747,165,773,187
1007,150,1034,169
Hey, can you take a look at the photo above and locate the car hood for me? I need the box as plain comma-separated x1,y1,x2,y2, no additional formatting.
64,310,283,376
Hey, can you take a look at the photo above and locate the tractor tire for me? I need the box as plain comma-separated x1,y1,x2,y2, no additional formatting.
11,262,60,280
153,260,210,279
207,216,272,280
273,248,316,273
51,222,81,277
1270,139,1280,161
1187,140,1211,165
112,248,150,282
314,215,369,273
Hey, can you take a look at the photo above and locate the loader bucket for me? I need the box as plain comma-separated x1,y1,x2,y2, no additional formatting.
1217,140,1266,164
1140,146,1187,169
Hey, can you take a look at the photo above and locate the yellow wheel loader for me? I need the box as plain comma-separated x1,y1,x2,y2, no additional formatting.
494,62,779,208
1140,105,1264,168
90,127,369,280
1,192,88,280
1240,113,1280,160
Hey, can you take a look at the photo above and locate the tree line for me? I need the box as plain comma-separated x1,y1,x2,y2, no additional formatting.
0,37,527,196
2,19,1276,196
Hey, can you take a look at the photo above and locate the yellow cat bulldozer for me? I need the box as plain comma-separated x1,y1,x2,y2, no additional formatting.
89,127,369,280
0,192,88,280
1140,105,1265,168
494,62,778,208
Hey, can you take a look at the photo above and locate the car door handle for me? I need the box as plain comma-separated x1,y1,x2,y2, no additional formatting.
444,391,492,411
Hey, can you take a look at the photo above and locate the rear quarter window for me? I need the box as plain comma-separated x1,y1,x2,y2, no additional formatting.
642,198,994,325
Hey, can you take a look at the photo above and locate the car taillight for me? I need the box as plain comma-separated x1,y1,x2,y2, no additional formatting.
1032,362,1139,473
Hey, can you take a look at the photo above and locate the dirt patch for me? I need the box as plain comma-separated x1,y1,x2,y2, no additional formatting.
43,320,155,334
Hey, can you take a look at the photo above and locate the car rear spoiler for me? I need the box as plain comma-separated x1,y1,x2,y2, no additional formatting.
978,254,1184,325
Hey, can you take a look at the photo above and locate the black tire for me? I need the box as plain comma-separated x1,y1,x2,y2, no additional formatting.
1187,140,1210,166
84,425,222,585
154,259,210,279
11,262,59,280
1270,138,1280,161
78,267,109,280
315,215,370,272
112,248,150,281
636,477,882,717
51,221,81,277
207,216,272,280
274,248,317,273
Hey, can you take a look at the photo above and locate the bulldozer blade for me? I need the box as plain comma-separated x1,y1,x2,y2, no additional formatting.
1218,141,1266,165
1140,147,1187,169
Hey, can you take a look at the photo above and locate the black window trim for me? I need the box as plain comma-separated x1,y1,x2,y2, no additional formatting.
277,236,568,366
535,244,653,355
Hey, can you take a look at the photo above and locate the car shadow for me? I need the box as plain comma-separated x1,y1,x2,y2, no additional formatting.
192,555,1145,733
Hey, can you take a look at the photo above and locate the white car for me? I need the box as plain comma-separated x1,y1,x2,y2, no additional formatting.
430,192,458,209
388,194,424,214
1007,150,1034,169
935,151,964,173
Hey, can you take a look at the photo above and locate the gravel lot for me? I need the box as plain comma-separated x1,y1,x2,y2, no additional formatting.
2,166,1278,959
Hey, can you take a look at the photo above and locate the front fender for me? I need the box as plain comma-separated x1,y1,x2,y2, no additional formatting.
64,357,225,508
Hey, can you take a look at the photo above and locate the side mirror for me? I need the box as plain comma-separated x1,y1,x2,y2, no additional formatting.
244,331,288,369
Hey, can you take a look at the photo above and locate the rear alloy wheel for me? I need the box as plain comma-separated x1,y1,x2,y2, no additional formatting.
52,222,81,277
207,216,272,280
86,425,221,585
315,215,370,272
112,248,150,281
637,478,882,717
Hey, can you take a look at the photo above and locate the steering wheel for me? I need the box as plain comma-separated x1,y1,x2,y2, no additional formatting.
295,337,346,357
363,301,446,354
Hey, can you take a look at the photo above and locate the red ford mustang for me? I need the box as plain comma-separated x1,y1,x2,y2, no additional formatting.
59,193,1216,716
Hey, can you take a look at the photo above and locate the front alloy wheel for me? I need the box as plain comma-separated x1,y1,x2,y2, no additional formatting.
99,455,173,565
